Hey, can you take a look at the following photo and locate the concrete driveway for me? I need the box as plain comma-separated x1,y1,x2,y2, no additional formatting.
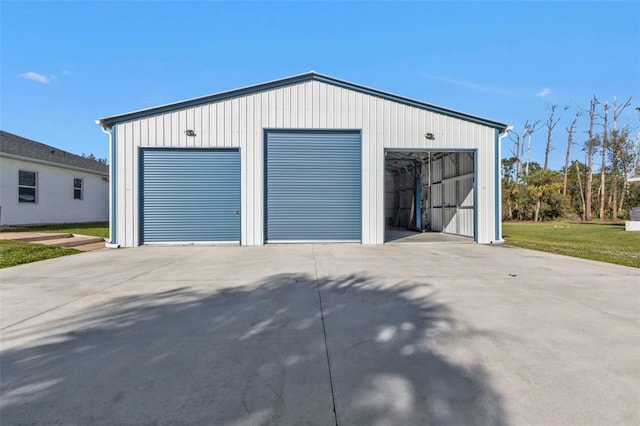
1,243,638,425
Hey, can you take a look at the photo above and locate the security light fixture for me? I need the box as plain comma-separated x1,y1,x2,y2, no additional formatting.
424,132,435,140
184,129,196,137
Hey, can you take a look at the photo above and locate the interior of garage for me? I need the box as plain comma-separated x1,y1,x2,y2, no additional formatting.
384,150,475,243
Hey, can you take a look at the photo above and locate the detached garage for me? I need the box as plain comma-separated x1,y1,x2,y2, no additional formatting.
97,72,509,247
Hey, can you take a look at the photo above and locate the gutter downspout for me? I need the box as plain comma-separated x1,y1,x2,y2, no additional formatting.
98,121,120,248
494,125,513,243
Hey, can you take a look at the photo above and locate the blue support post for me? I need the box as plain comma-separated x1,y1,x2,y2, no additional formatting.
414,161,422,230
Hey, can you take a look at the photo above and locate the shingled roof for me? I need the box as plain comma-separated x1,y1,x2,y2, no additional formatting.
0,130,108,175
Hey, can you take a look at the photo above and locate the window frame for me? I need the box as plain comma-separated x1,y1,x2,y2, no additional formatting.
18,169,38,203
73,177,83,200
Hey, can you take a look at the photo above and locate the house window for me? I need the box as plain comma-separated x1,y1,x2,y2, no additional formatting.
18,170,37,203
74,178,83,200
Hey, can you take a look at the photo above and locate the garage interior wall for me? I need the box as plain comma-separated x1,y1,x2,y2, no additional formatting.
110,79,500,247
385,151,475,238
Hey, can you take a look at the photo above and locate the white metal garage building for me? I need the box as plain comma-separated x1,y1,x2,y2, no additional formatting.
97,72,510,247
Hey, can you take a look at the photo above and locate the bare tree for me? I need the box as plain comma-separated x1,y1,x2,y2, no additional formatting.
508,130,523,176
599,101,609,220
523,120,543,176
543,104,570,170
584,96,600,221
575,161,587,220
609,96,632,219
508,120,542,178
563,111,582,196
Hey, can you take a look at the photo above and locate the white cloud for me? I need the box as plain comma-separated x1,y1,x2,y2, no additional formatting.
536,87,551,97
62,70,71,75
20,72,50,84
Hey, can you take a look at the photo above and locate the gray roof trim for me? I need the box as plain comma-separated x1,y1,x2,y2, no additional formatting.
97,72,509,132
0,130,109,175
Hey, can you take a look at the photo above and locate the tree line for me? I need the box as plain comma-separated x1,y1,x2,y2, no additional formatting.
503,97,640,222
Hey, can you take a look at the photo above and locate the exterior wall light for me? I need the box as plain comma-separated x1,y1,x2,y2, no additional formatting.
184,129,196,137
424,133,435,140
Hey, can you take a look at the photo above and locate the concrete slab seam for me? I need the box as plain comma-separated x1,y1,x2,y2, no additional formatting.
312,244,339,426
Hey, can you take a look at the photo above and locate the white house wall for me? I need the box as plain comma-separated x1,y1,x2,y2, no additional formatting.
0,157,109,225
112,80,499,246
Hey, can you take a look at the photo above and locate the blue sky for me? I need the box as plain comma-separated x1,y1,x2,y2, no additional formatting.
2,1,639,171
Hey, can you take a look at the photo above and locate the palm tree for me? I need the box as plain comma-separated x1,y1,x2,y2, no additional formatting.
527,169,562,222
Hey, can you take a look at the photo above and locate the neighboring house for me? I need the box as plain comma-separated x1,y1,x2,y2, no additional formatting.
97,72,510,247
0,130,109,226
629,156,640,182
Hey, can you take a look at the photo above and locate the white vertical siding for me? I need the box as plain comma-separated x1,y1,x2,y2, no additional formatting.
113,80,499,246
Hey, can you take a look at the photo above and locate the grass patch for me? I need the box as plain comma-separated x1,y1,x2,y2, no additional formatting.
4,222,109,239
0,240,80,269
502,222,640,268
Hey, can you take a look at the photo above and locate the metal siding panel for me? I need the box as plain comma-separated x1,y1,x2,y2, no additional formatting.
444,181,456,206
433,158,443,182
276,88,284,127
185,109,193,147
124,122,134,246
245,96,256,245
333,85,341,127
141,117,149,148
338,87,346,127
304,83,313,128
140,148,240,243
265,131,361,241
290,85,298,128
318,83,327,128
201,104,209,147
348,90,356,127
154,115,163,146
443,207,456,234
238,97,248,244
430,208,442,231
373,98,383,239
432,182,443,206
444,154,456,179
459,176,474,207
171,112,180,147
355,91,363,128
130,122,140,246
460,151,473,174
361,96,371,243
283,87,291,127
458,209,474,237
458,176,474,237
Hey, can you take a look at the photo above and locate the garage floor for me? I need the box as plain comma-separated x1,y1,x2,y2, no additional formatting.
385,227,474,243
1,243,638,425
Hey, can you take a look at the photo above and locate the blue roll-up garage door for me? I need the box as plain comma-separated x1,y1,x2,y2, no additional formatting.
265,130,361,242
140,148,240,243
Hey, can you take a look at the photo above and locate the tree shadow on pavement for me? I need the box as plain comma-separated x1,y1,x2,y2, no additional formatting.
1,273,506,425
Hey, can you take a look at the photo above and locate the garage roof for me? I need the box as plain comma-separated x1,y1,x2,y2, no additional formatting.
97,72,509,132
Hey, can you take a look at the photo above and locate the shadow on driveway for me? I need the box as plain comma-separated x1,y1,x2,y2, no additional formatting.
1,273,506,425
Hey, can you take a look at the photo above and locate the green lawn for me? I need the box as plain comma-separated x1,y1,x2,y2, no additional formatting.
502,222,640,268
0,222,108,268
7,221,109,239
0,240,80,268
